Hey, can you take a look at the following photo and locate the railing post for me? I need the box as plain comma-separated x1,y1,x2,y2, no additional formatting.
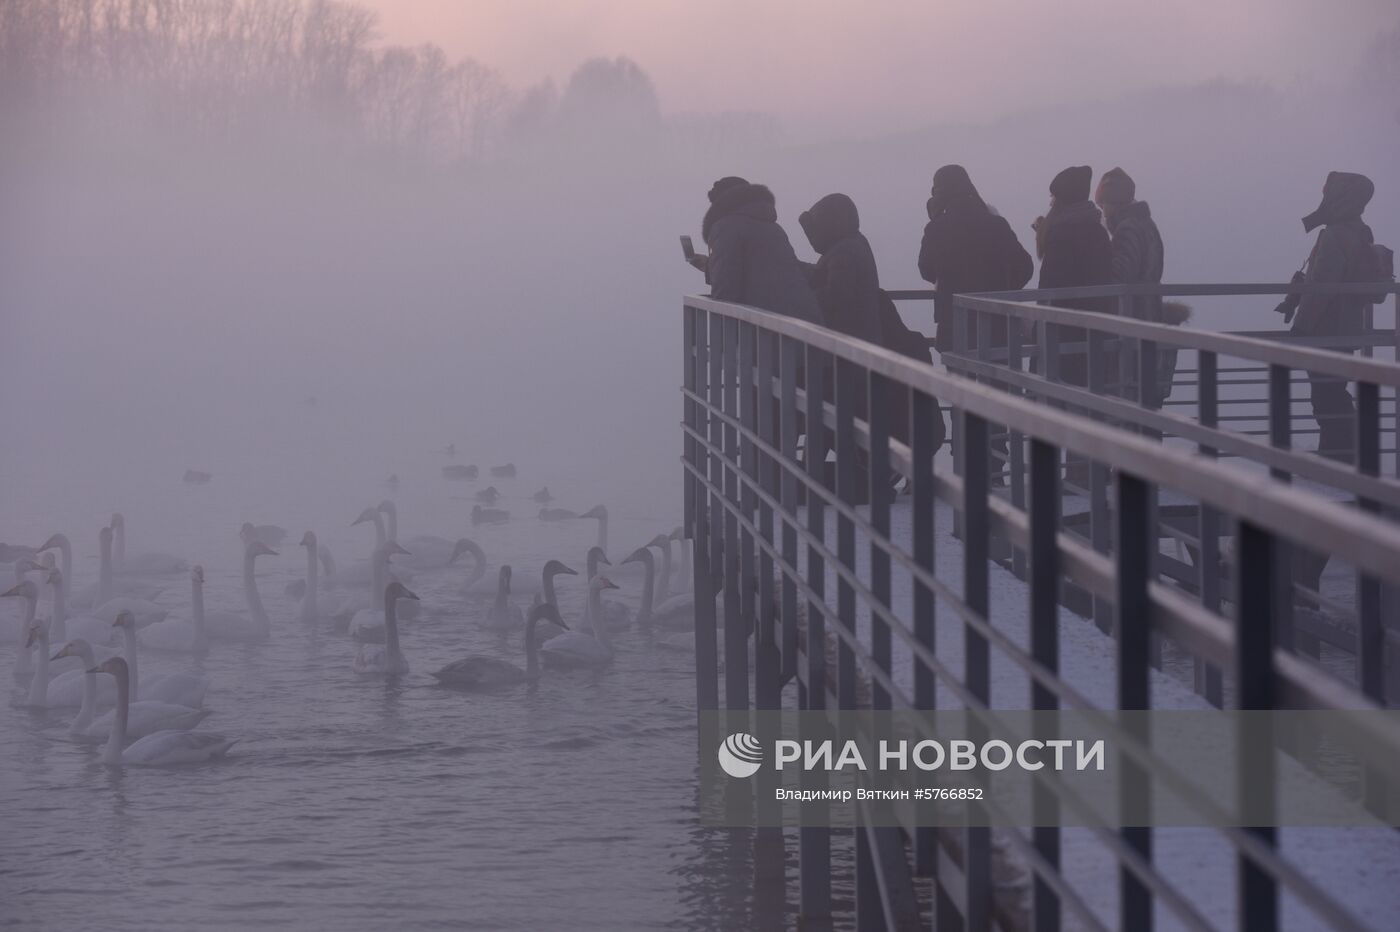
1356,380,1384,703
961,410,992,932
1117,472,1153,932
779,337,800,685
722,316,747,712
755,328,780,712
1195,350,1224,706
835,358,859,712
1236,519,1279,932
911,388,940,878
694,308,718,716
1029,438,1061,932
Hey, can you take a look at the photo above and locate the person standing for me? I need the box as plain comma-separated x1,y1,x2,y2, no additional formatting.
1277,171,1379,462
798,193,884,345
701,178,823,325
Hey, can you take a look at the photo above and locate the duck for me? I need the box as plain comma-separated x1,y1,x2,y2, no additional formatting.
472,505,509,526
202,540,278,643
532,487,554,504
474,486,501,504
489,464,516,478
540,576,619,669
112,611,208,708
110,513,188,577
182,469,213,484
484,566,524,631
89,657,233,765
442,464,477,480
353,581,417,675
433,603,569,689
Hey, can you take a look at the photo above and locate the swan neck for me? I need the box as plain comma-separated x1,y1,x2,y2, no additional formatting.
28,632,49,705
596,516,608,552
99,536,112,603
383,509,397,542
588,588,611,647
494,575,508,610
76,666,96,730
372,512,386,549
55,537,72,599
303,544,319,619
193,576,206,636
543,570,557,605
121,626,139,699
524,617,540,676
105,665,129,763
639,556,655,624
113,522,125,569
244,551,269,633
52,581,67,633
657,541,672,602
383,589,403,662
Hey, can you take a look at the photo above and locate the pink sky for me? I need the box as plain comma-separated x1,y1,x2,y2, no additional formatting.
361,0,1395,134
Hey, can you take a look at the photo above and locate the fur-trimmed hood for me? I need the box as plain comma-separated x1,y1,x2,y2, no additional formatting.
702,183,777,245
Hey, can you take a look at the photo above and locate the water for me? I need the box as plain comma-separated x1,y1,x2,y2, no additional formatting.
0,436,768,930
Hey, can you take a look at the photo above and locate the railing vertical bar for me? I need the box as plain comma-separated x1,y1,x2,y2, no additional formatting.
1356,381,1383,703
695,308,719,714
754,327,779,712
1009,317,1027,577
1029,438,1062,932
911,388,939,877
1236,520,1279,932
869,372,893,712
962,410,992,932
1196,350,1224,706
780,337,800,685
723,316,747,711
1267,364,1298,655
1117,473,1153,932
835,358,859,713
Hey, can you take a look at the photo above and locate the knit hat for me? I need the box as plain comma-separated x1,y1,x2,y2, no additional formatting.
1094,167,1136,208
1049,165,1093,202
707,176,749,204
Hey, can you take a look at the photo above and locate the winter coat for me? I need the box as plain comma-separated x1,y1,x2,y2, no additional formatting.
1293,172,1377,338
703,183,823,326
1036,199,1114,304
1105,200,1165,322
919,193,1034,351
799,194,884,345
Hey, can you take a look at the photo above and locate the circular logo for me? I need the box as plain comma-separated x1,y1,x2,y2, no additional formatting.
717,733,763,778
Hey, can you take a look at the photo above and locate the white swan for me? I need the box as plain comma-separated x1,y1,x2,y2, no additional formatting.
484,566,525,632
89,657,233,765
448,539,488,593
71,526,162,610
80,660,207,740
20,619,52,707
113,611,207,708
541,576,619,669
579,505,609,552
137,565,210,654
239,522,287,549
343,506,415,588
2,579,39,676
50,639,112,729
110,513,188,577
583,546,631,631
631,541,706,630
36,533,74,604
353,581,417,676
346,542,411,642
293,532,356,624
203,541,278,643
433,603,568,689
44,567,114,645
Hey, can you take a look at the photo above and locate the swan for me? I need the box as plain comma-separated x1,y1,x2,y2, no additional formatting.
71,526,162,610
344,506,416,586
670,527,693,594
92,593,168,630
448,538,488,592
396,533,464,571
240,522,287,549
443,464,477,479
346,542,411,642
353,581,417,675
203,540,278,643
433,603,570,689
582,547,631,631
632,541,706,630
40,567,111,646
533,487,554,504
137,565,210,654
579,505,609,552
490,464,516,478
293,532,356,624
50,640,112,729
541,576,619,669
36,533,74,603
2,579,39,675
318,544,342,589
113,611,207,708
483,566,524,632
20,620,53,707
80,659,207,741
539,507,578,522
89,657,232,765
110,513,188,577
376,500,400,543
472,505,509,526
475,486,501,504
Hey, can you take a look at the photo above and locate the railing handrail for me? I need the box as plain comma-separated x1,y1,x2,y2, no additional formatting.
684,293,1400,584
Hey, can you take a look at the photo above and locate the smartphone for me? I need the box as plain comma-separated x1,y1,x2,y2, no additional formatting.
680,235,696,261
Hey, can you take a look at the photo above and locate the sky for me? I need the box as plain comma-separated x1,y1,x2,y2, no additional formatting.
362,0,1397,134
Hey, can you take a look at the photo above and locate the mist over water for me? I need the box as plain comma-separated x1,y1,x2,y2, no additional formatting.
2,1,1398,928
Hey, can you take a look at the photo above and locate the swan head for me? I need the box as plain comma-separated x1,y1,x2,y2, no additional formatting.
24,618,49,648
45,567,63,588
622,548,654,567
192,565,205,584
385,581,419,602
447,538,483,565
498,565,513,588
300,531,317,548
669,527,685,541
246,541,278,559
648,533,670,548
542,559,578,578
587,546,610,567
38,533,67,552
1,580,37,601
111,610,136,630
527,601,568,630
590,575,620,592
351,507,379,527
51,638,91,663
579,505,608,520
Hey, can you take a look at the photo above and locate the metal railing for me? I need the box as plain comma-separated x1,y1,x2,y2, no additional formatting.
681,291,1400,932
929,283,1400,705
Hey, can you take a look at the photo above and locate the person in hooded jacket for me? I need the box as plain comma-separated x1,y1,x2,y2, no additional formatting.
798,193,884,345
1278,171,1378,463
1032,166,1115,387
918,164,1034,353
701,178,823,325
